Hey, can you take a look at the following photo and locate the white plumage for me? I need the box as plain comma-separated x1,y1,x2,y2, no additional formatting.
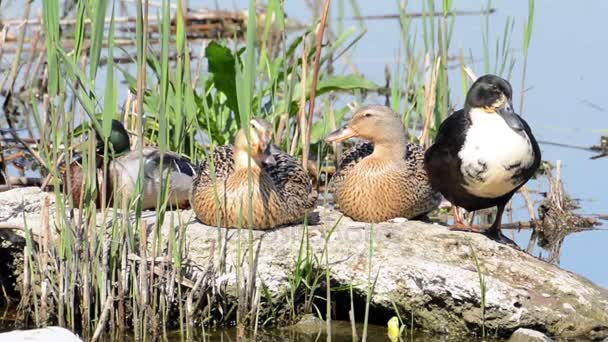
458,107,534,198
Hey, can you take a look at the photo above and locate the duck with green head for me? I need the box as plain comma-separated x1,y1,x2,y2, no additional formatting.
66,120,196,210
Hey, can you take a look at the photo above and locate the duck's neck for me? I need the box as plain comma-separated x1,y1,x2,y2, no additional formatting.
371,132,408,160
234,150,263,172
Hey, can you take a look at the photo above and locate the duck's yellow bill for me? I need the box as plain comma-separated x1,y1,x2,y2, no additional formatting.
324,127,356,143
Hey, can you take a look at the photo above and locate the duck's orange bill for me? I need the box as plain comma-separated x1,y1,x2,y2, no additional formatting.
324,127,356,143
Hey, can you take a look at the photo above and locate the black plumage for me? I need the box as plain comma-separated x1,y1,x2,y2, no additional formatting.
424,75,541,240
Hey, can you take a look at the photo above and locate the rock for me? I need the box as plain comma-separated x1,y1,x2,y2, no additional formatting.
285,314,327,335
509,328,553,342
0,326,82,341
2,187,608,339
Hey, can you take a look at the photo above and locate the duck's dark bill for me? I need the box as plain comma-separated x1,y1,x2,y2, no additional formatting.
262,145,277,165
497,102,524,132
325,127,356,143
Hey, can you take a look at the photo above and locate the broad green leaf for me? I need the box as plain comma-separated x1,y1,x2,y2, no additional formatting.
206,42,239,116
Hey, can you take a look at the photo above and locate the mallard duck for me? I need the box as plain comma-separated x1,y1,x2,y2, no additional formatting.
424,74,541,241
67,120,196,210
324,105,441,223
191,118,316,229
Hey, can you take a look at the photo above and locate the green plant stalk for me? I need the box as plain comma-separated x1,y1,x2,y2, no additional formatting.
469,241,487,338
362,224,375,342
520,0,535,114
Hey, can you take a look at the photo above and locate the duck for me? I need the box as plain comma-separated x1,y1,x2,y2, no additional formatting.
424,74,541,241
66,120,196,210
324,104,441,223
191,118,316,229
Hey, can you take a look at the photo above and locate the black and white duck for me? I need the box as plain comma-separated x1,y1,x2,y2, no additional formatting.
424,74,541,241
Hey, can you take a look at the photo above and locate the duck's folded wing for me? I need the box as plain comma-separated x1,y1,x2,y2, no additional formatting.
264,149,316,211
193,145,235,188
329,142,374,193
143,150,196,180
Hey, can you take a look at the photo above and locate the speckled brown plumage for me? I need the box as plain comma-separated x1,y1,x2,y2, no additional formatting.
191,119,316,229
325,105,441,223
330,141,441,222
65,154,107,208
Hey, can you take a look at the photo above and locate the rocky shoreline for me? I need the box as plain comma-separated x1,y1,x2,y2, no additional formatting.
1,187,607,340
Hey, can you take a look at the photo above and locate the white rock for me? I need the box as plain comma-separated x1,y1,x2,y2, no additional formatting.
0,326,82,341
563,303,575,312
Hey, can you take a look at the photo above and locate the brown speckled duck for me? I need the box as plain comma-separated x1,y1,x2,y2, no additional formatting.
191,118,316,229
324,105,441,222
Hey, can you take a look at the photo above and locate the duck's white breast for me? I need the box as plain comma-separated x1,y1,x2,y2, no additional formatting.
458,108,534,198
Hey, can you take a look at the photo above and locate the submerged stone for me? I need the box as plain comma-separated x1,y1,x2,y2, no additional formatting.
509,328,553,342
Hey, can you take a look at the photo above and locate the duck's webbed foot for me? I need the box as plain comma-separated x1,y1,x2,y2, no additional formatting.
483,204,519,248
448,206,483,232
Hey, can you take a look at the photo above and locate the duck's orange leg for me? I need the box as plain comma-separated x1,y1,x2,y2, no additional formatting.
448,206,482,232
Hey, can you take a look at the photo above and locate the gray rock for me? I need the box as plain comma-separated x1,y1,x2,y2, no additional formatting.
2,187,608,339
509,328,553,342
285,314,327,335
0,326,82,341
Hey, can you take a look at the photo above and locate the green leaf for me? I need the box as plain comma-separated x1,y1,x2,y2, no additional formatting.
292,74,379,102
206,42,239,116
89,0,109,80
317,74,379,93
41,0,60,96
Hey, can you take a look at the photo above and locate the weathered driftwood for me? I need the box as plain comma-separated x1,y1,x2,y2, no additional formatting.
1,187,607,339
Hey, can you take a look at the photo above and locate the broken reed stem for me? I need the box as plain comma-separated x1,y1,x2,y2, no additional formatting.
40,196,50,325
291,40,307,156
140,220,149,333
91,295,113,342
150,221,158,337
275,112,288,146
419,56,441,148
303,0,331,163
2,0,32,92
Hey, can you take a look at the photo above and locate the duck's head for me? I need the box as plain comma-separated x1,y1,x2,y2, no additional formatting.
324,105,405,145
234,118,276,167
466,75,523,132
95,119,131,155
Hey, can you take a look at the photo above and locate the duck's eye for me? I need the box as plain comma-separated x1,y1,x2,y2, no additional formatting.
250,123,256,129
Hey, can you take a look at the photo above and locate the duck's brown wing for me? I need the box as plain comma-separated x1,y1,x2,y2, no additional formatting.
264,148,316,217
404,142,443,216
192,145,235,190
328,142,374,194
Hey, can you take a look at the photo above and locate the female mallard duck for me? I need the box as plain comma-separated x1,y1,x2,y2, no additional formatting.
191,118,316,229
324,105,441,223
424,75,541,241
67,120,196,210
